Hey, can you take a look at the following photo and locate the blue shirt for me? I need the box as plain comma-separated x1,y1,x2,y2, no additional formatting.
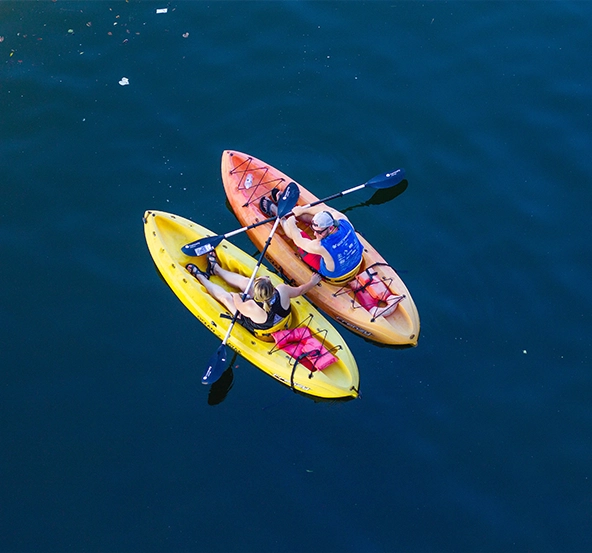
319,220,363,278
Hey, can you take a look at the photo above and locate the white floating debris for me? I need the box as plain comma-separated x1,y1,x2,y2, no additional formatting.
119,77,129,86
156,8,168,14
523,350,527,354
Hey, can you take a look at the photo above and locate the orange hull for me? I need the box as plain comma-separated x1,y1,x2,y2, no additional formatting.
221,150,420,346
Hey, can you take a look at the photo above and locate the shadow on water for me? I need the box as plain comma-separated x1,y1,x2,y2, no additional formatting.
341,179,408,215
260,380,360,409
208,351,236,406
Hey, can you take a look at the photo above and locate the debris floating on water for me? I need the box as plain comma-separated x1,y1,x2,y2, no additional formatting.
119,77,129,86
156,8,168,14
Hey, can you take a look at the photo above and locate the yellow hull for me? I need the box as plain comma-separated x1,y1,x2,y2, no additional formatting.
221,150,420,346
144,210,360,400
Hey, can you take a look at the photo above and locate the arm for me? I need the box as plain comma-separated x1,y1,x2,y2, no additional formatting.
281,216,326,254
231,293,267,324
279,273,322,300
291,204,351,224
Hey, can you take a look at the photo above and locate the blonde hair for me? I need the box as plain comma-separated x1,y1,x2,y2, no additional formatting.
252,276,275,312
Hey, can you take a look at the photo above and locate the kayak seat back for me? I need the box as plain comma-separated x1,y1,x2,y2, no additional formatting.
253,311,293,342
323,257,363,286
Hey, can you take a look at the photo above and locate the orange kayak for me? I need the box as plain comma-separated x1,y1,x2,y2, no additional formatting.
221,150,420,346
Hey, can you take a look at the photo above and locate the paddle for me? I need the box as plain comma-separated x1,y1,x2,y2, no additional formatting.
182,168,405,256
201,181,300,385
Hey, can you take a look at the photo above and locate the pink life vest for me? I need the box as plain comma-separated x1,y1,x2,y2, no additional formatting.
272,327,338,371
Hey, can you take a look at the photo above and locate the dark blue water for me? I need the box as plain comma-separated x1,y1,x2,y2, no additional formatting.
2,2,591,552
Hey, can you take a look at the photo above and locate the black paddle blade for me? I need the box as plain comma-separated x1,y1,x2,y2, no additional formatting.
202,344,228,385
181,234,223,256
277,181,300,217
366,168,406,189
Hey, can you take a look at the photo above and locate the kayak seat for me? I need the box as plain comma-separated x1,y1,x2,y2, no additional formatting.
271,326,338,372
252,311,293,342
322,257,363,286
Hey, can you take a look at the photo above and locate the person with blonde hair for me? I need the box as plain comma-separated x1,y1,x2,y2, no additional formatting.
186,251,321,336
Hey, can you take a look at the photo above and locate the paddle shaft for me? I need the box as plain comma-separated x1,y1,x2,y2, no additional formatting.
183,168,405,256
220,216,282,347
201,182,300,384
236,168,405,233
240,183,366,231
201,216,283,385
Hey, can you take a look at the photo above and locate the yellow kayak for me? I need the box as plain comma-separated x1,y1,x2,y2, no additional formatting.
143,210,360,400
221,150,420,346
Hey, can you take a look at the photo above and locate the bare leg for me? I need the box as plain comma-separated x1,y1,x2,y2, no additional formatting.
211,264,254,295
298,213,314,225
193,272,238,315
